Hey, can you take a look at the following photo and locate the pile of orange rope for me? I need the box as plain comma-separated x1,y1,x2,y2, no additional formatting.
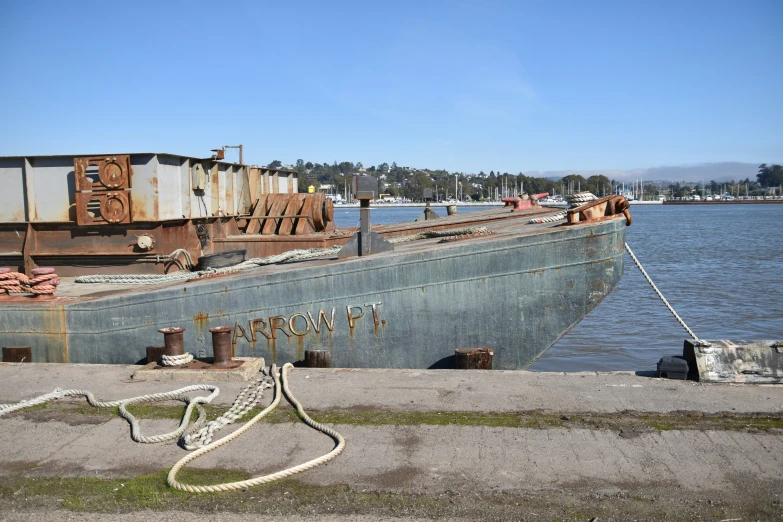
0,267,60,297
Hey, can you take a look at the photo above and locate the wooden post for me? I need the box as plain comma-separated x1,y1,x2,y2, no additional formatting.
304,350,332,368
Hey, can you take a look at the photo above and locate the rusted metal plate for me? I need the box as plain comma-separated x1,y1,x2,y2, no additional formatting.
277,194,305,236
566,195,631,226
74,155,132,191
455,348,494,369
2,346,32,363
683,339,783,383
244,194,269,235
262,195,288,235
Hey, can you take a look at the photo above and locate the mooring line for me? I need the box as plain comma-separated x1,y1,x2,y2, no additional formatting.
624,242,702,343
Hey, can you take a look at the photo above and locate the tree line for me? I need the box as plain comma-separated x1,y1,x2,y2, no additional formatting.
266,159,618,201
264,159,782,201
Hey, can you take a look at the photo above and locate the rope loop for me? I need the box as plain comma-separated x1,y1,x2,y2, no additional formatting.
0,365,345,493
161,353,194,366
167,363,346,493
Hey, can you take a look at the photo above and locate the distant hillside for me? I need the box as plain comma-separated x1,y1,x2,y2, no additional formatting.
529,162,759,183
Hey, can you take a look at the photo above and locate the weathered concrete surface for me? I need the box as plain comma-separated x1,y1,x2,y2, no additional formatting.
1,363,782,520
1,362,780,413
131,357,266,382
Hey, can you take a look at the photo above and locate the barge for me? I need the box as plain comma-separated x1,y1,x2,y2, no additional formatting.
0,152,631,369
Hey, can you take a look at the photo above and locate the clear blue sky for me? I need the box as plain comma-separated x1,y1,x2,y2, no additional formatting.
1,0,781,173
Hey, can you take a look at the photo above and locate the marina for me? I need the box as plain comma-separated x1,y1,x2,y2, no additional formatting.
2,2,781,519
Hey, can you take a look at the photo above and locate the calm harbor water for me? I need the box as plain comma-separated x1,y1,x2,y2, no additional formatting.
334,204,783,372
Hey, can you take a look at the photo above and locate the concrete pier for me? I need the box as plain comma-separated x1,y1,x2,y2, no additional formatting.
1,363,781,520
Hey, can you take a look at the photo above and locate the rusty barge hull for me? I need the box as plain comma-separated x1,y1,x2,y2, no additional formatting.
0,215,626,370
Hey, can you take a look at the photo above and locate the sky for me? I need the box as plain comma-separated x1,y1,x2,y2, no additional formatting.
1,0,781,177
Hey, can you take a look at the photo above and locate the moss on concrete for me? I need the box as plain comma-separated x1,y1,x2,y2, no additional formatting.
10,401,783,433
0,471,778,520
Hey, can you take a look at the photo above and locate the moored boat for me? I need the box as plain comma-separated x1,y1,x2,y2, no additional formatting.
0,152,631,369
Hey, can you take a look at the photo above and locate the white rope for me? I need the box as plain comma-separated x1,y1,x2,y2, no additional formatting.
624,242,702,342
388,227,488,243
181,375,274,450
75,228,489,285
529,192,597,224
161,353,194,366
0,384,220,444
168,363,346,493
0,365,345,492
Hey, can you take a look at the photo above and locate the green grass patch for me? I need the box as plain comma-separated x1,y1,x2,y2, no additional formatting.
0,472,763,520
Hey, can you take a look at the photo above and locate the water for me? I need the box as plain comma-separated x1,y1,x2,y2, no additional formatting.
335,204,783,372
332,204,500,228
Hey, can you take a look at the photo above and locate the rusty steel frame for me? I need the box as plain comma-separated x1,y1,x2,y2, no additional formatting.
0,153,311,276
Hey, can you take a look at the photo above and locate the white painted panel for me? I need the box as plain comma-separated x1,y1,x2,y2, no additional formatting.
156,154,183,220
129,154,158,221
0,158,26,222
28,157,74,222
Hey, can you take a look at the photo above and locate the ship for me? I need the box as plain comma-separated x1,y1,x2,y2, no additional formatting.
0,152,631,369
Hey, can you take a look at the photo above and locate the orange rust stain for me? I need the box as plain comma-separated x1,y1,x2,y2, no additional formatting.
193,312,210,335
267,339,277,363
40,305,68,363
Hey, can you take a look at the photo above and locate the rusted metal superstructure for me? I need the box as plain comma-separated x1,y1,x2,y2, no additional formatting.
0,153,338,276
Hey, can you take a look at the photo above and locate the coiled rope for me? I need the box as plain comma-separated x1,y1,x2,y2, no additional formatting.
0,364,344,492
75,227,489,285
528,192,598,224
181,374,275,450
161,353,194,366
168,363,346,493
624,242,702,343
0,267,61,296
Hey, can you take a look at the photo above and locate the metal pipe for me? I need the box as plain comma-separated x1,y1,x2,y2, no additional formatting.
359,199,370,256
209,326,234,366
158,327,185,356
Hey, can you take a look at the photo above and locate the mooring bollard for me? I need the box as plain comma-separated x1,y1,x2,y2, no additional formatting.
158,327,185,356
455,348,494,369
304,349,332,368
145,346,166,365
209,326,234,367
2,346,32,363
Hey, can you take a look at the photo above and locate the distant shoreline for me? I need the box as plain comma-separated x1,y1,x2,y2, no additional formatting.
333,202,505,208
663,199,783,205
